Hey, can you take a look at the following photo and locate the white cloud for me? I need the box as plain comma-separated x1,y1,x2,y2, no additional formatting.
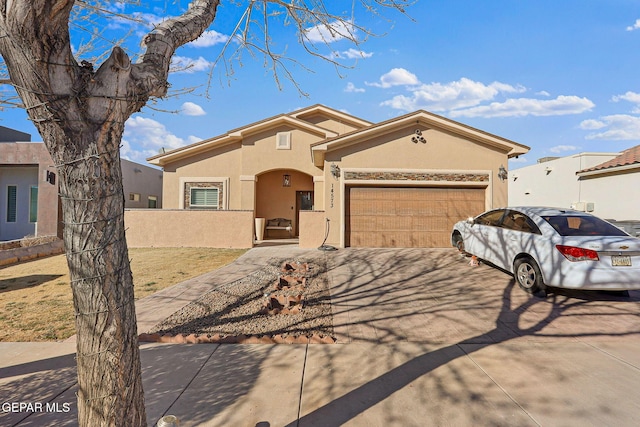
612,91,640,104
182,102,206,116
332,48,373,59
449,95,594,118
509,156,528,164
612,91,640,113
344,82,365,93
626,19,640,31
108,11,168,31
550,145,580,154
582,114,640,140
304,20,356,43
188,30,230,47
366,68,420,89
381,77,525,112
579,119,606,130
170,56,214,73
122,116,199,163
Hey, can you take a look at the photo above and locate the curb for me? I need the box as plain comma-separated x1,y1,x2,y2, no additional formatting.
138,332,336,345
0,240,64,266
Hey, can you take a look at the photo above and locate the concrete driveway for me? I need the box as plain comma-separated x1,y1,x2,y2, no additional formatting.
2,247,640,426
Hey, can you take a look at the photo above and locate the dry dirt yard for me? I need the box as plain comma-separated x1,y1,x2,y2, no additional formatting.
147,257,334,342
0,248,247,342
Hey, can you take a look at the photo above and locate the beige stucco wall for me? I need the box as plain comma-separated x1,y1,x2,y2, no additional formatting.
293,112,363,135
298,210,328,248
124,209,254,248
240,126,323,178
161,125,325,211
255,169,314,234
161,142,243,209
318,124,511,247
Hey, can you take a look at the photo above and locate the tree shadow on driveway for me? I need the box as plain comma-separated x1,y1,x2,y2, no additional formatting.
288,248,640,426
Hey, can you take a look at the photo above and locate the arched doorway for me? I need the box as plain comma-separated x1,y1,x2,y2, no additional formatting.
255,169,314,237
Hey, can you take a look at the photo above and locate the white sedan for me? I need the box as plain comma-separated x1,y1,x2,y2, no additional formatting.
451,207,640,295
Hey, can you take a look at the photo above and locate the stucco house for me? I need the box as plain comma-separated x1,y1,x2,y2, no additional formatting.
147,105,529,248
1,127,163,241
509,145,640,227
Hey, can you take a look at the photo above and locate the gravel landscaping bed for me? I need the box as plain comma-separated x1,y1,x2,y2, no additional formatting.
146,257,334,341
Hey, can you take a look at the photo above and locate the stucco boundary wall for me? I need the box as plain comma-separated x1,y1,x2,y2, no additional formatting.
124,209,255,249
299,211,328,249
0,239,65,266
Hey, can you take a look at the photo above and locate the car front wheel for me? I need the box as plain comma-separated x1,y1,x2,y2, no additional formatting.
514,257,545,295
452,233,465,252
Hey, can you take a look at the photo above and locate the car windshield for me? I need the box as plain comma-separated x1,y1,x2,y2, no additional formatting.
542,215,629,237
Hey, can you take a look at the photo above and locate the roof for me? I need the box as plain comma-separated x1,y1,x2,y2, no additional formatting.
147,104,530,168
577,145,640,176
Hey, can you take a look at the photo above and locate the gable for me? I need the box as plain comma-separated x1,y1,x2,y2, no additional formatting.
311,110,529,167
148,114,336,167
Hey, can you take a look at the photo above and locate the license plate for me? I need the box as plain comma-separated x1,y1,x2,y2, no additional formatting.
612,255,632,267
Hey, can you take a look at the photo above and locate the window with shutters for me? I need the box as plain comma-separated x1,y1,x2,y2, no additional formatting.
190,188,219,209
6,185,17,223
29,186,38,223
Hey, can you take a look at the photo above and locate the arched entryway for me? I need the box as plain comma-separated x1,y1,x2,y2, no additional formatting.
255,169,314,237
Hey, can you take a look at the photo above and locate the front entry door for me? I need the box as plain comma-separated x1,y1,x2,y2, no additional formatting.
295,191,314,236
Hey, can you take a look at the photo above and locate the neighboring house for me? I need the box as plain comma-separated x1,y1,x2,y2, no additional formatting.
509,145,640,222
148,104,529,248
121,158,164,209
1,128,163,241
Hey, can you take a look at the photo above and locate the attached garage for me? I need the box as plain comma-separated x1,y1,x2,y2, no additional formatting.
345,187,486,248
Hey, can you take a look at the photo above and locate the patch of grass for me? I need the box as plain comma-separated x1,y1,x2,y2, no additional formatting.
0,248,247,342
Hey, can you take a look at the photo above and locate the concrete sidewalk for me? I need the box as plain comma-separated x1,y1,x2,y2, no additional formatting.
2,246,640,426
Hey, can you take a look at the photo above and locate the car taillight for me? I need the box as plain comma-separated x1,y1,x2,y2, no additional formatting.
556,245,599,262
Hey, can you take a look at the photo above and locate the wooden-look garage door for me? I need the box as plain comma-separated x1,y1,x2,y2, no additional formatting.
346,187,485,248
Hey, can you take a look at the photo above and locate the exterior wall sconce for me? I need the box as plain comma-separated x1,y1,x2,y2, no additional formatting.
512,175,519,182
411,129,426,143
330,163,341,179
545,167,553,175
282,174,291,187
45,170,56,185
498,165,508,182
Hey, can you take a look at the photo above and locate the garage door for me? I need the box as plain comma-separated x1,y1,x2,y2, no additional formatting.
346,187,485,248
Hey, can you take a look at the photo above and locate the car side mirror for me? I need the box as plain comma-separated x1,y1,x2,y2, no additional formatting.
466,217,475,225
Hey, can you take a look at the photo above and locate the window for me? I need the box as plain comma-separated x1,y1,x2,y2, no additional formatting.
148,196,158,209
502,211,541,234
6,185,17,223
190,188,219,209
29,186,38,223
543,215,628,237
276,132,291,150
129,193,140,202
474,209,505,227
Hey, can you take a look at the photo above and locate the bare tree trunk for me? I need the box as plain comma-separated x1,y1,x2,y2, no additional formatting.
0,1,220,425
53,124,146,425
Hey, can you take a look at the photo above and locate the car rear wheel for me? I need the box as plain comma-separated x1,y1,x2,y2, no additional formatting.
514,257,545,295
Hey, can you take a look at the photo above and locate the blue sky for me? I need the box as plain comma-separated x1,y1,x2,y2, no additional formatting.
3,0,640,169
